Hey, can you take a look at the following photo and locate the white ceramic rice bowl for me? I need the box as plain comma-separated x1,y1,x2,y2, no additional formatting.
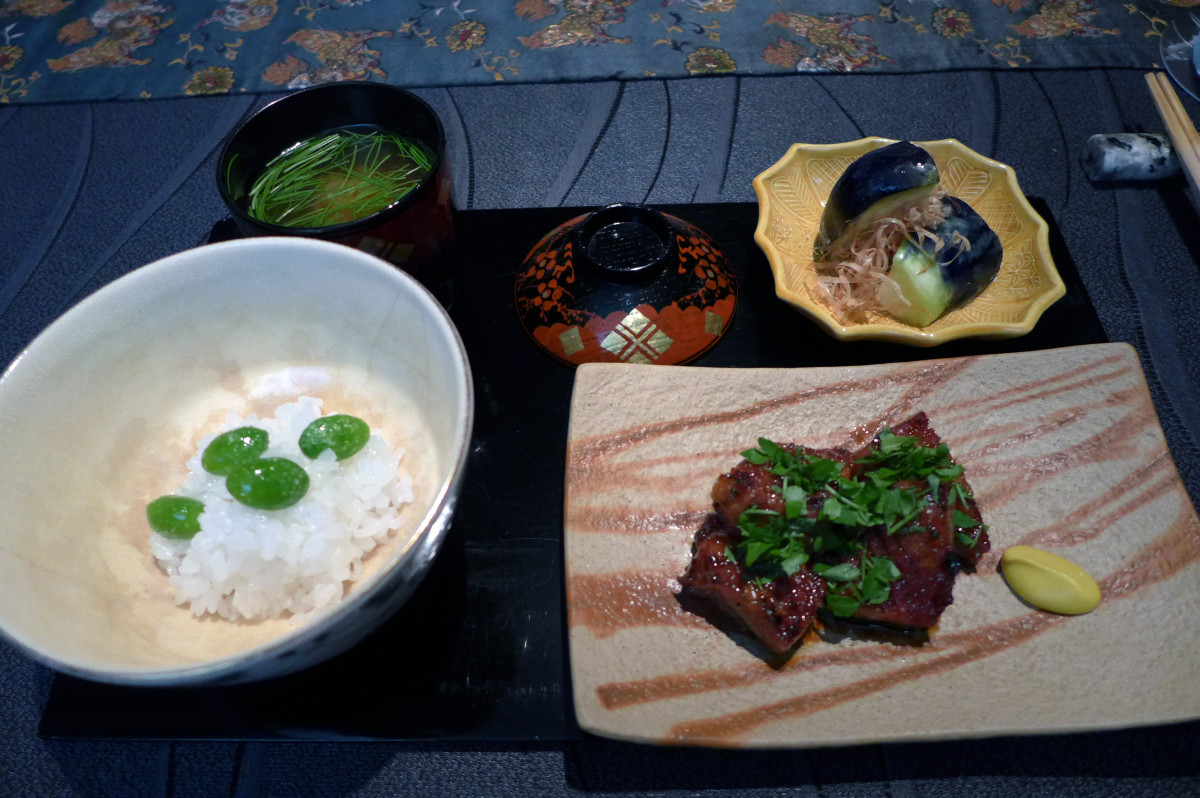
0,237,473,686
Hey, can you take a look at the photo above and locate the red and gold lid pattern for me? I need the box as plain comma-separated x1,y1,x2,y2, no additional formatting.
514,208,737,367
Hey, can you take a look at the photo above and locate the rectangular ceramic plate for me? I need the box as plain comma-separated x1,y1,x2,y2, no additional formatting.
564,343,1200,748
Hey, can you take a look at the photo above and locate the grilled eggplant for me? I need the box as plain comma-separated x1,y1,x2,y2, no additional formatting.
876,195,1003,327
813,140,940,261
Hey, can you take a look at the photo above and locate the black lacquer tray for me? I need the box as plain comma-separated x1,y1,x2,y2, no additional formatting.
38,200,1106,742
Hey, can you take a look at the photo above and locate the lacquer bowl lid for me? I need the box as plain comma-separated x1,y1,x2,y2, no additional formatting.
514,204,737,366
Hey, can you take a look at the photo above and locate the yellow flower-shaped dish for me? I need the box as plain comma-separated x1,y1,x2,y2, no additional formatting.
752,137,1066,346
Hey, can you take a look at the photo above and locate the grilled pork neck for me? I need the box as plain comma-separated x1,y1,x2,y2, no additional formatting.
678,412,989,658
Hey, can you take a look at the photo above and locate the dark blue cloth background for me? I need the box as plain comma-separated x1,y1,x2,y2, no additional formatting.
1,0,1199,104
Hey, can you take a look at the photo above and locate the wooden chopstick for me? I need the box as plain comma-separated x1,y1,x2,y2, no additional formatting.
1145,71,1200,199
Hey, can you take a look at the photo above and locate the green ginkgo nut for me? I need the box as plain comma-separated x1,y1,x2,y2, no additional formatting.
225,457,310,510
147,495,205,539
299,414,370,460
201,426,269,476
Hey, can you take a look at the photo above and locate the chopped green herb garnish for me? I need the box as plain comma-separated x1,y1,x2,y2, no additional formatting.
731,506,814,582
730,426,977,616
952,509,980,528
859,429,963,482
825,593,861,617
813,562,860,582
816,555,903,616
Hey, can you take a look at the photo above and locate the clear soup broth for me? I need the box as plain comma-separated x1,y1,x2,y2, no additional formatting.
247,125,435,229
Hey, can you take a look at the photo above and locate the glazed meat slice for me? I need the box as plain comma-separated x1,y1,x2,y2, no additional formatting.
679,441,839,656
679,513,827,655
679,411,989,655
710,441,851,527
846,486,984,630
839,413,989,632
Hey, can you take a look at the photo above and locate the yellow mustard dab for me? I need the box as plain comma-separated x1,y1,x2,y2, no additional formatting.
1000,545,1101,615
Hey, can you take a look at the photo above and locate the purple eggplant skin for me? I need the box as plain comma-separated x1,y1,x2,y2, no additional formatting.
907,195,1003,309
814,141,940,260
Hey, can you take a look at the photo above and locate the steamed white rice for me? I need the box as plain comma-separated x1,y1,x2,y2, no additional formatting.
150,396,413,621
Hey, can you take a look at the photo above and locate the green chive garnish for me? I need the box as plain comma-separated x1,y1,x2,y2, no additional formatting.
247,127,434,229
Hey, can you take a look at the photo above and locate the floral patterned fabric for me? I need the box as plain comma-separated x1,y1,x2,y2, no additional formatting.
0,1,1194,105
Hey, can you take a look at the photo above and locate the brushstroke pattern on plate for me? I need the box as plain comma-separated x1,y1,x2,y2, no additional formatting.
564,343,1200,747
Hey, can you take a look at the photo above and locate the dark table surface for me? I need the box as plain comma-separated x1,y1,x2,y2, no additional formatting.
3,70,1200,796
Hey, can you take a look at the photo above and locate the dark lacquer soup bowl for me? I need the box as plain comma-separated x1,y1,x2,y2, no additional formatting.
218,82,456,305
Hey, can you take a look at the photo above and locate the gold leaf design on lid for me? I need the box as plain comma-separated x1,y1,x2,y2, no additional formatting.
560,326,585,357
601,309,673,364
704,311,724,335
